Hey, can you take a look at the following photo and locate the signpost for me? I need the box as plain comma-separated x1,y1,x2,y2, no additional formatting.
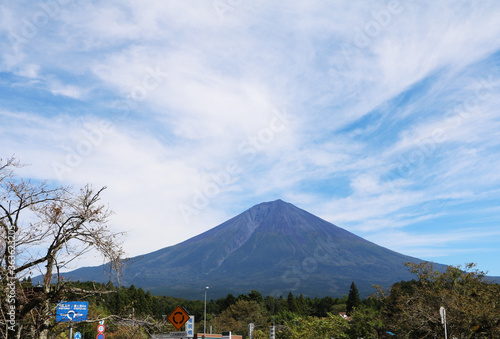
249,323,254,339
169,331,187,337
56,301,89,339
97,320,106,339
185,315,195,338
167,306,190,331
56,302,89,322
156,307,193,338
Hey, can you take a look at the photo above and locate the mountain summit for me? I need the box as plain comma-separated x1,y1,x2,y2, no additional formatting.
66,200,420,298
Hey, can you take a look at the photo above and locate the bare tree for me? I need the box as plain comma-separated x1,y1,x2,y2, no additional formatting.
0,157,124,339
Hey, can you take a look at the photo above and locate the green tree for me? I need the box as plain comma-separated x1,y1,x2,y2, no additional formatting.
315,296,336,317
295,294,310,315
346,282,361,315
348,306,385,339
248,290,263,304
253,328,268,339
286,292,297,313
381,262,500,338
217,293,237,311
284,313,349,338
217,300,267,337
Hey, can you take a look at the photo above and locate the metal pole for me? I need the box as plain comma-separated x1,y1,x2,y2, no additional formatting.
204,286,209,337
69,322,73,339
440,306,447,339
443,313,448,339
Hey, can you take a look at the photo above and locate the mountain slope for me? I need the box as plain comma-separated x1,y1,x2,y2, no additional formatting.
65,199,422,299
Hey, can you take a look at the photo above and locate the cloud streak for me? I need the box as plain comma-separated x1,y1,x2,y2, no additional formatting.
1,0,500,275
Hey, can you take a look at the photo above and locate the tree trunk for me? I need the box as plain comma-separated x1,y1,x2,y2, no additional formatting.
37,298,51,339
3,287,17,339
15,323,22,339
38,258,55,339
4,322,22,339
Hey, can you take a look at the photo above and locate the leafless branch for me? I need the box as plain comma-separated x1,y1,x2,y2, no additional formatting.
0,157,125,339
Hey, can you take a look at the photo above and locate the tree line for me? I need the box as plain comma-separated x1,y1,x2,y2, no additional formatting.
2,157,499,338
9,278,358,338
10,261,500,339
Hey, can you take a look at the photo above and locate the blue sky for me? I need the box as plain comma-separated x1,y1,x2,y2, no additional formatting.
1,0,500,276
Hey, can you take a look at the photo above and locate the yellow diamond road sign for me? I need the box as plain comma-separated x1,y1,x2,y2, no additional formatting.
167,306,189,330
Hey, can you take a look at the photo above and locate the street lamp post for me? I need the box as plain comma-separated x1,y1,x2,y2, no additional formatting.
440,306,448,339
204,286,209,337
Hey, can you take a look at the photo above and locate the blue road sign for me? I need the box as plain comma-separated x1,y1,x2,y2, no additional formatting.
56,302,89,322
97,334,104,339
74,332,82,339
186,315,194,337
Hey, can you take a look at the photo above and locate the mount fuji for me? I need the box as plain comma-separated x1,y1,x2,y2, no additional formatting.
63,199,423,299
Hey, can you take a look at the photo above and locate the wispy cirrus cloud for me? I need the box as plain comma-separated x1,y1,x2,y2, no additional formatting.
1,0,500,274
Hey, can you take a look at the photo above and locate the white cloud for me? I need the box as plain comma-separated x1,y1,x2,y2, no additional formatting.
47,80,84,99
366,228,500,259
2,0,500,275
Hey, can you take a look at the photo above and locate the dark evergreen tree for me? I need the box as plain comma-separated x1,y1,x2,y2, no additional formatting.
296,294,309,315
248,290,263,303
287,292,297,313
346,281,361,315
217,293,237,311
316,296,336,317
274,295,287,315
